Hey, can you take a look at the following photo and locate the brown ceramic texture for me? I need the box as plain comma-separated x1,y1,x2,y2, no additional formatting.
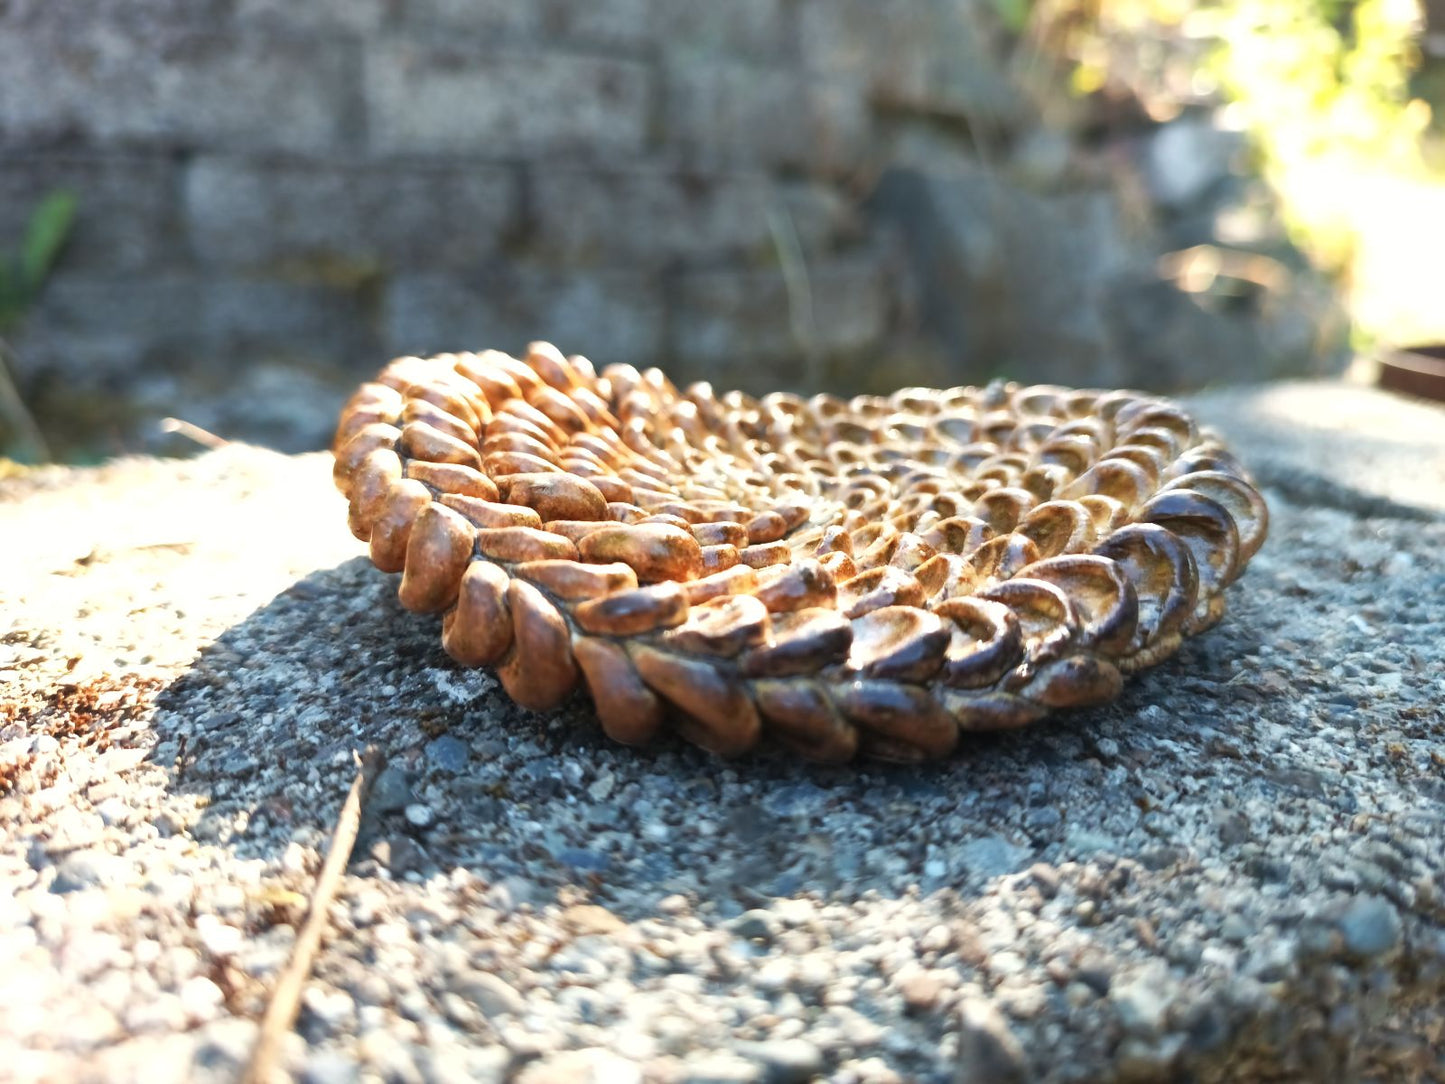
332,344,1270,763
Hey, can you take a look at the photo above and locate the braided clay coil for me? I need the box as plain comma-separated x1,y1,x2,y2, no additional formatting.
332,344,1268,763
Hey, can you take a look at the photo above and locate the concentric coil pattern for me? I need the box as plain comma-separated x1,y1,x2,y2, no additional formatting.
332,343,1268,763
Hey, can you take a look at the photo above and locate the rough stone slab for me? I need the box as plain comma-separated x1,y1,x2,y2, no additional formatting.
1,381,1442,1083
394,0,652,49
1190,380,1445,519
10,277,376,456
870,165,1347,392
534,0,652,50
530,168,776,265
364,41,653,157
391,0,745,54
386,270,665,367
13,276,373,383
0,15,352,153
184,156,518,271
393,0,536,37
669,255,891,377
870,166,1137,388
647,0,797,61
797,0,1028,126
776,180,867,256
0,154,186,274
0,0,234,25
234,0,387,33
530,168,859,267
661,59,870,173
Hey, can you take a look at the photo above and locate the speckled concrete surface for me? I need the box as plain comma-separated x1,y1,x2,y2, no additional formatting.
1,380,1442,1084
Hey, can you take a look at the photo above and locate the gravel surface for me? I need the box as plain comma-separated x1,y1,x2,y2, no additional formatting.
1,380,1442,1084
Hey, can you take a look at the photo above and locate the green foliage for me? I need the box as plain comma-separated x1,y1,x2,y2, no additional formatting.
989,0,1034,33
0,190,76,463
1027,0,1442,345
1030,0,1430,175
0,190,77,333
1041,0,1428,155
1206,0,1428,168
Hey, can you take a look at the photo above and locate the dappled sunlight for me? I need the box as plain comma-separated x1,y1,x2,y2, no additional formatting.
1284,158,1445,345
1033,0,1445,361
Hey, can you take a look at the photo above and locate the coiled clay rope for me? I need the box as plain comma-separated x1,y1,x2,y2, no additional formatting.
332,344,1268,763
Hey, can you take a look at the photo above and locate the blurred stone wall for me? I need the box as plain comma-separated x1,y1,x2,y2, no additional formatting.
0,0,1345,456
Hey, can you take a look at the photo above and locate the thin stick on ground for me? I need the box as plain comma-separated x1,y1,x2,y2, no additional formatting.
242,746,385,1084
159,416,231,451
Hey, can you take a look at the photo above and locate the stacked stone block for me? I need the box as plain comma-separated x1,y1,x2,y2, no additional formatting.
0,0,1340,455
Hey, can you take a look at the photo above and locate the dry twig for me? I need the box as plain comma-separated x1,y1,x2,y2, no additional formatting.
242,746,384,1084
159,416,230,451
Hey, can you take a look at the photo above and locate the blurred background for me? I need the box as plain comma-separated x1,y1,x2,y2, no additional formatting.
1,0,1442,462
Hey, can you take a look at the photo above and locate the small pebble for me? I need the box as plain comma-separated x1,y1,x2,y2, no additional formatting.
425,736,470,773
369,766,413,813
898,970,947,1014
51,848,126,892
955,996,1027,1084
728,910,780,944
451,971,526,1018
1111,969,1171,1037
1336,895,1403,960
194,916,244,958
739,1038,824,1084
179,976,224,1023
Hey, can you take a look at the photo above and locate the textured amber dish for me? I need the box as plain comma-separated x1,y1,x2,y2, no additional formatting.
332,344,1268,763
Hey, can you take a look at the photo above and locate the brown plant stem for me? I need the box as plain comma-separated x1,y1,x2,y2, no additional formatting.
241,746,385,1084
0,337,50,462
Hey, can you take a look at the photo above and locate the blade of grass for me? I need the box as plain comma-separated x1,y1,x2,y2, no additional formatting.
20,191,77,292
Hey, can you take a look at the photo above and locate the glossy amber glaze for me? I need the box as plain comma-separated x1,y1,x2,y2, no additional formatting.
332,343,1268,762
